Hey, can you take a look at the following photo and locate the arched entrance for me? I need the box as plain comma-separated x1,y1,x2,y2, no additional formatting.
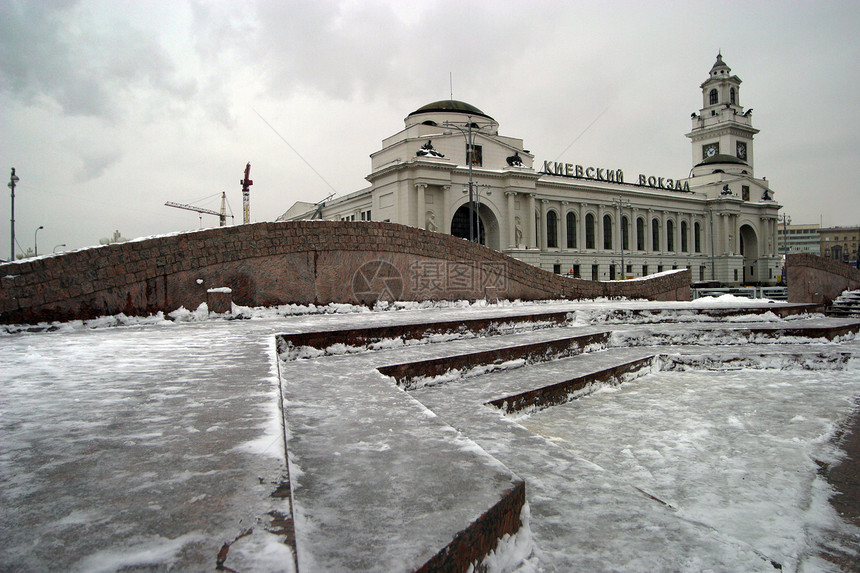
739,224,759,284
450,203,500,250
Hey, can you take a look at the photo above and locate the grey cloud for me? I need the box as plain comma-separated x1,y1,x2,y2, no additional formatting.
0,0,197,120
199,0,565,105
73,148,122,183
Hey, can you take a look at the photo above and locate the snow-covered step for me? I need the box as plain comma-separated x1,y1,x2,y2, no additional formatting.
276,347,527,572
275,304,825,360
608,318,860,346
409,347,660,409
377,331,610,390
827,290,860,317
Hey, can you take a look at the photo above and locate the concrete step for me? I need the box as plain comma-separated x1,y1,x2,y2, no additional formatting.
276,342,527,572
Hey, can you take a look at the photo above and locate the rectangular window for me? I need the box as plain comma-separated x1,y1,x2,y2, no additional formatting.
573,264,581,278
700,266,705,281
657,265,664,273
742,186,750,201
591,264,599,281
467,144,483,167
553,263,561,274
642,265,648,276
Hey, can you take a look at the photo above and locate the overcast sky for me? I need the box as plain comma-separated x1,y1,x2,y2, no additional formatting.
1,0,858,256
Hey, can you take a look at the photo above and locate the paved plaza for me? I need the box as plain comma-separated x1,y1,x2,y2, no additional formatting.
1,299,859,571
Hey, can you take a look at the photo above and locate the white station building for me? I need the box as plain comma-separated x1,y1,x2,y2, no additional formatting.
281,54,782,285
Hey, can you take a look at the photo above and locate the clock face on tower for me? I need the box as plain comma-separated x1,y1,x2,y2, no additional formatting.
736,141,747,160
704,143,719,158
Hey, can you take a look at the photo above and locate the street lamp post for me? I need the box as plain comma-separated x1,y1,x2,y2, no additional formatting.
461,184,492,243
781,213,791,284
444,116,493,243
53,244,67,254
34,226,44,257
9,168,19,261
612,197,631,279
781,213,791,256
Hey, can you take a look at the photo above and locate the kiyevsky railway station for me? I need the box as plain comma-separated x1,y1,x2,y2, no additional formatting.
280,54,781,286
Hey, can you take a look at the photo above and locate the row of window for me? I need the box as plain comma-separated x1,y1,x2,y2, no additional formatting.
709,87,736,106
560,264,714,282
544,212,703,253
340,209,373,222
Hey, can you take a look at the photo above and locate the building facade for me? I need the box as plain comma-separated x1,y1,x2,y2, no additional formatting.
777,223,821,256
820,226,860,267
281,55,782,285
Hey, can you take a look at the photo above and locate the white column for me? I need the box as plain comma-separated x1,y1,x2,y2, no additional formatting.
598,205,605,252
440,185,450,234
661,211,667,253
527,194,536,248
647,209,654,253
506,191,516,248
415,183,426,229
560,201,568,251
579,203,586,250
540,199,548,251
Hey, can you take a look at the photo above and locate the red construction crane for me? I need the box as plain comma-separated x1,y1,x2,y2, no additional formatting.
240,162,253,224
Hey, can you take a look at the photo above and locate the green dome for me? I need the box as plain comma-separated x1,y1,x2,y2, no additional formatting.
697,153,747,167
408,100,494,121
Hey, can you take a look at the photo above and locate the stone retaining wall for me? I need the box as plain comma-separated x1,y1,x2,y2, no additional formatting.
0,221,691,324
787,253,860,305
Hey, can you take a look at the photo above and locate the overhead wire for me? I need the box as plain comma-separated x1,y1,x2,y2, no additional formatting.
251,107,339,199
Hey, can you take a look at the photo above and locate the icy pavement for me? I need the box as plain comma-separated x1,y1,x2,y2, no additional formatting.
1,297,859,571
0,320,294,572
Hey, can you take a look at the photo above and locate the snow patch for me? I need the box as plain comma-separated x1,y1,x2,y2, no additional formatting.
72,532,206,573
471,503,535,573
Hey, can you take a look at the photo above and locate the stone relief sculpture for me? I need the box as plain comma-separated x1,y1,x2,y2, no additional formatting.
426,211,438,232
514,216,523,247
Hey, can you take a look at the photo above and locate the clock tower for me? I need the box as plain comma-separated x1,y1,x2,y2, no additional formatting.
687,53,759,177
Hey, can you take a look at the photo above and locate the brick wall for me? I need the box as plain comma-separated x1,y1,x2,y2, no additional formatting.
787,253,860,304
0,221,691,324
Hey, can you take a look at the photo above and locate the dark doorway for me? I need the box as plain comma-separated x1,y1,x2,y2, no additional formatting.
450,204,485,245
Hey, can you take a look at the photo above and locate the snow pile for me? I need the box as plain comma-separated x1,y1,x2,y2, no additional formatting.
689,293,776,307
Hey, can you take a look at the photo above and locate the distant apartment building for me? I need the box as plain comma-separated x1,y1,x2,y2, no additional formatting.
776,223,820,255
820,226,860,267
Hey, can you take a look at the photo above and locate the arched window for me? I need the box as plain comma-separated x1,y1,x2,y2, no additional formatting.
652,219,660,251
585,213,595,249
636,218,645,251
566,212,576,248
681,221,689,252
694,222,702,253
730,87,736,104
546,211,558,248
603,214,613,250
621,216,630,251
709,89,718,105
667,220,675,251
